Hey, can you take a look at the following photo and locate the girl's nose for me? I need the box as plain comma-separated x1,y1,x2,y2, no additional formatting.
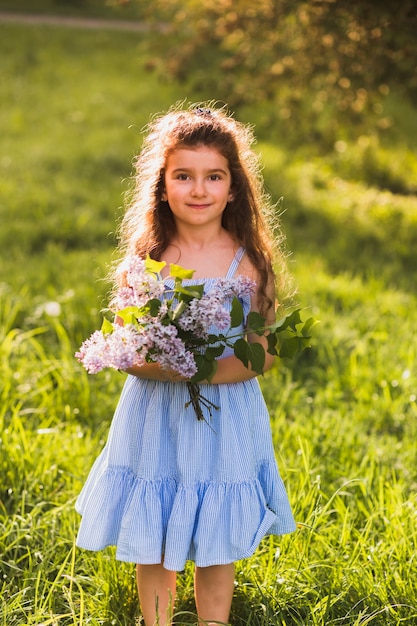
191,178,206,196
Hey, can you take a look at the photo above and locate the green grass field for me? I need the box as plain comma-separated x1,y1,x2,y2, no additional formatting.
1,17,417,626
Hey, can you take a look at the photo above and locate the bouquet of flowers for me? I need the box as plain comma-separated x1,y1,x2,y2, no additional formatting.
76,255,314,420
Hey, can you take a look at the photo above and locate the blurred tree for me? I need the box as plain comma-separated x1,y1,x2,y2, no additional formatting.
129,0,417,145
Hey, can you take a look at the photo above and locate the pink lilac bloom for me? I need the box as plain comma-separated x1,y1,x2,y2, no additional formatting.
212,275,256,299
177,276,254,338
157,344,197,378
177,298,208,335
113,286,136,309
75,330,109,374
76,325,147,373
112,255,165,311
178,293,230,338
146,320,197,378
199,293,231,329
105,324,148,370
123,255,165,302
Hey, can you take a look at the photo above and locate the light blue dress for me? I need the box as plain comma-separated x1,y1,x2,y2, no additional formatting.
76,248,296,571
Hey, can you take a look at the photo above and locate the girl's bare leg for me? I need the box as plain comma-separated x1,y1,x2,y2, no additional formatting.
194,563,235,625
136,563,177,626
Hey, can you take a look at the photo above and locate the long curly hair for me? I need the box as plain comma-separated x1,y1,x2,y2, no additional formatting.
115,102,291,315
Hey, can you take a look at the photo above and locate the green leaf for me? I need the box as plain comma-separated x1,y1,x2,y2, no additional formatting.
267,309,317,359
171,300,188,321
148,298,162,316
285,309,303,329
206,333,226,346
205,345,225,360
266,333,278,355
191,354,217,383
246,311,266,335
301,316,319,336
269,309,302,333
206,359,218,383
116,306,142,325
246,342,266,374
170,263,195,280
230,296,244,328
234,339,265,374
233,337,250,367
174,284,205,299
278,336,305,359
101,318,114,334
145,255,166,275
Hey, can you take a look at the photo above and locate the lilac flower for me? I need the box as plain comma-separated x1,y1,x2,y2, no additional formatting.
76,325,147,373
145,320,197,378
178,293,231,337
105,325,148,370
157,342,197,378
75,330,108,374
120,255,165,303
212,275,256,299
113,286,136,309
199,293,231,329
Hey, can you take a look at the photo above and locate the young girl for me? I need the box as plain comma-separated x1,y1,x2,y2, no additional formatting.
76,104,296,625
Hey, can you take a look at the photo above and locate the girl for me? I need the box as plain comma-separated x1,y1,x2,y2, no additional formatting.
76,104,296,626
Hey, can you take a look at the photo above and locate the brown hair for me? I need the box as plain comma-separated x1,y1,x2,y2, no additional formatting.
116,103,291,315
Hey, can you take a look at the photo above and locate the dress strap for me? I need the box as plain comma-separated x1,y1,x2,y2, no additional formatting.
225,247,245,278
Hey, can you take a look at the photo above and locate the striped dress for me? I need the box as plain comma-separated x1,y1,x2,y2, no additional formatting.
75,247,296,571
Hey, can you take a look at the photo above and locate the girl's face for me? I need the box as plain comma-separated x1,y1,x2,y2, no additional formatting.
162,145,234,230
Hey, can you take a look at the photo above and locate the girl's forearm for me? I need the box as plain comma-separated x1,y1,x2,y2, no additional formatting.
208,352,275,385
126,353,274,384
126,336,275,384
125,362,178,381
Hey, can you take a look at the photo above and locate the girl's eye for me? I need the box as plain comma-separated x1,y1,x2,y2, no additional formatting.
176,173,190,181
209,174,221,181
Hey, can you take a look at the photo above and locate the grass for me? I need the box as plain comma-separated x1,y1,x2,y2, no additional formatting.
1,17,417,626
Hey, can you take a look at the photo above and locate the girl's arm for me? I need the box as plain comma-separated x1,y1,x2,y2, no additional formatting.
125,345,274,384
125,361,184,382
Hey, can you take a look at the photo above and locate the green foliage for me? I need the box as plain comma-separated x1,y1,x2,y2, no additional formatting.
0,23,182,260
259,138,417,285
1,14,417,626
144,0,417,146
